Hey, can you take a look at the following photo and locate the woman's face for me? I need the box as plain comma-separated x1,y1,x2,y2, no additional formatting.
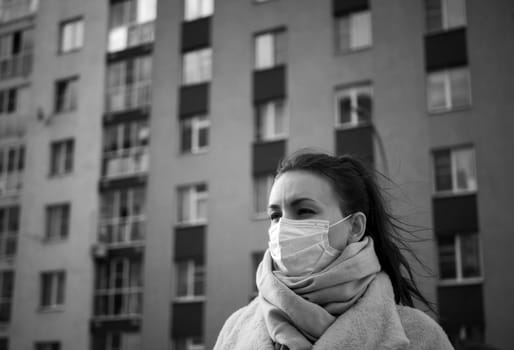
267,170,353,250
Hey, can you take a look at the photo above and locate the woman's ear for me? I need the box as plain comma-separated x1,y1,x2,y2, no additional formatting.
349,212,367,243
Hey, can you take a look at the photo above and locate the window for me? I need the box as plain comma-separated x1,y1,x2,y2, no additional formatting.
59,18,84,53
335,85,372,127
94,258,143,317
180,116,209,154
0,87,17,114
182,48,212,85
106,55,152,113
0,144,24,194
427,67,471,113
0,206,19,258
103,121,149,178
0,0,38,23
335,10,372,52
438,233,481,283
253,174,274,215
54,77,78,113
100,186,145,245
0,28,33,80
175,260,205,300
255,99,287,141
177,184,208,224
49,139,74,176
40,271,66,309
433,146,476,194
0,270,13,322
105,333,141,350
35,342,61,350
425,0,466,33
184,0,213,21
174,337,205,350
108,0,156,52
0,338,7,350
254,29,285,70
45,203,70,240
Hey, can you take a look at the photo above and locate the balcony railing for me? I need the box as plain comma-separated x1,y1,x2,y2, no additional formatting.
93,287,142,319
98,215,145,247
0,0,38,23
103,147,149,179
0,114,27,138
105,81,151,114
108,21,154,53
0,53,32,80
0,231,16,259
0,173,22,197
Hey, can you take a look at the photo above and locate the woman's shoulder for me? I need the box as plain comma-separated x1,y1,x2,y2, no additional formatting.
396,305,454,350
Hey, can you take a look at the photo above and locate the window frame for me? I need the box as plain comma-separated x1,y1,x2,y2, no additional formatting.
426,66,472,114
181,47,212,86
39,270,66,310
180,116,210,154
49,139,74,177
45,203,71,241
183,0,214,22
334,9,373,53
177,184,208,225
334,83,373,128
175,259,205,301
254,99,288,142
253,28,286,71
58,17,84,54
425,0,467,34
54,76,79,114
432,145,477,196
437,232,483,286
94,257,143,319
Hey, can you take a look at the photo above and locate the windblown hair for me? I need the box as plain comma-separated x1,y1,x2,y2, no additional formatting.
276,151,431,308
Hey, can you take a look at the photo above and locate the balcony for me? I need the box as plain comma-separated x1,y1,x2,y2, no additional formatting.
108,21,155,53
0,0,38,24
0,173,22,197
98,216,145,247
103,147,149,179
0,114,26,138
93,287,142,319
0,53,32,81
105,82,151,114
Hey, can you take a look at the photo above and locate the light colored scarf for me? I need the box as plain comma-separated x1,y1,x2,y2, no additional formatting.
256,236,381,350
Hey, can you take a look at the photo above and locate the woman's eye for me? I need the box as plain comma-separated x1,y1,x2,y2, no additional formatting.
298,208,315,216
269,212,281,222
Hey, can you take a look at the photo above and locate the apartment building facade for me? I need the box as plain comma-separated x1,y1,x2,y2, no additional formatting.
0,0,511,350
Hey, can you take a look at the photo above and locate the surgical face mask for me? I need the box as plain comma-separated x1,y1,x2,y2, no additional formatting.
268,214,352,276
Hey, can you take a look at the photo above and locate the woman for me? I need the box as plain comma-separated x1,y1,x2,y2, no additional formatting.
214,152,453,350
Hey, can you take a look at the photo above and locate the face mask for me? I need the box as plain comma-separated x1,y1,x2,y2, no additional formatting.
268,214,352,276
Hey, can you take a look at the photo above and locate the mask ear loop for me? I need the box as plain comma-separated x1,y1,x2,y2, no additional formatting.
329,213,353,228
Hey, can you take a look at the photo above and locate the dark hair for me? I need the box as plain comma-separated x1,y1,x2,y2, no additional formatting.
276,151,431,308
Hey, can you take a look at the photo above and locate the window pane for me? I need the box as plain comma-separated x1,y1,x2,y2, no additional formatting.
350,11,372,49
194,263,205,296
425,0,443,32
450,67,470,108
446,0,466,29
434,150,452,192
255,33,273,69
254,175,270,214
255,103,269,141
177,188,191,223
338,96,352,124
273,101,285,136
183,48,211,84
438,236,456,279
274,31,285,66
427,72,448,111
196,196,207,221
181,119,192,153
461,233,481,278
198,123,209,149
176,262,188,296
454,148,477,191
335,16,350,52
137,0,156,22
356,92,372,122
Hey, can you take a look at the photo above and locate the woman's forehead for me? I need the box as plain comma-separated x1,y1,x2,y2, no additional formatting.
268,170,337,206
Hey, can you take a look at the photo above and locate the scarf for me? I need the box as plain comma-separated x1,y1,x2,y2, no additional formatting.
256,236,381,350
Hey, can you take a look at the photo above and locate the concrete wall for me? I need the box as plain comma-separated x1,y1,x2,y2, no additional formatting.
10,0,106,348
